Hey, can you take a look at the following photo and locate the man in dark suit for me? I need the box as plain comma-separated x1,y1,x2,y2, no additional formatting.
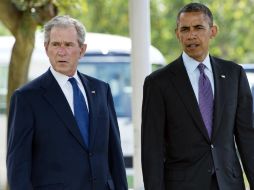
141,3,254,190
7,15,128,190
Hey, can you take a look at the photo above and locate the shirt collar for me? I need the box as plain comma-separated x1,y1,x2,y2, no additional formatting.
182,51,212,73
50,67,81,87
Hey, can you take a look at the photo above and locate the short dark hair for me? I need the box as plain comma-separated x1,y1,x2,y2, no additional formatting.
176,3,213,27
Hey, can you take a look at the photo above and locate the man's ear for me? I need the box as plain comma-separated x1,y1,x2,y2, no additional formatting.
80,43,87,57
210,25,218,39
44,42,49,56
175,28,180,41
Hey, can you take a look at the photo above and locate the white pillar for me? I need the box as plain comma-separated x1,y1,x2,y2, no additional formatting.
129,0,151,189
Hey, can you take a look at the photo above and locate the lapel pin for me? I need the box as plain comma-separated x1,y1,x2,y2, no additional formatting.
91,91,96,94
220,75,226,78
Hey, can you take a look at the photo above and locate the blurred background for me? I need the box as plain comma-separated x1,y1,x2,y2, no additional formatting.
1,0,254,189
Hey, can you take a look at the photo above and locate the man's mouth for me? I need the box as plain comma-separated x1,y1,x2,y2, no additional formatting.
58,60,68,63
186,44,199,48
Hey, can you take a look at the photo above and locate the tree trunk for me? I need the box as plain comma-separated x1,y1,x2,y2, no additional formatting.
6,11,37,114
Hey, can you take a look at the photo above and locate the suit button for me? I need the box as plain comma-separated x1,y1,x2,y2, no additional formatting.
89,152,93,157
211,144,214,149
208,169,212,173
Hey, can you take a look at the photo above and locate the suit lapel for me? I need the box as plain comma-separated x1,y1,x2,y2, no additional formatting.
78,72,98,151
41,70,87,150
170,57,210,142
210,57,226,140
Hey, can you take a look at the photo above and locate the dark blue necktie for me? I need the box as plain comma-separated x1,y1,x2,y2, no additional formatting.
69,77,89,146
198,63,214,138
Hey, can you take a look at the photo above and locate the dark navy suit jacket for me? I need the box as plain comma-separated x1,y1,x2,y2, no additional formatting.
7,69,128,190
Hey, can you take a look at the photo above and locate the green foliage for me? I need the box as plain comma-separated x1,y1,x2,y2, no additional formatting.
54,0,87,17
66,0,129,36
127,175,133,188
0,22,10,35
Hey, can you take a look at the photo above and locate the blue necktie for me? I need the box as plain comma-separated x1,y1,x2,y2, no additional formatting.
69,77,89,146
198,63,214,138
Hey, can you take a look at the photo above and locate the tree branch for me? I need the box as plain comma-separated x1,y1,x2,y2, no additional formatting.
0,0,21,34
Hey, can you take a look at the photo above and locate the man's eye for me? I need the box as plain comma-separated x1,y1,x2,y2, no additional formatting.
51,42,60,47
180,28,188,32
65,43,74,47
197,26,205,30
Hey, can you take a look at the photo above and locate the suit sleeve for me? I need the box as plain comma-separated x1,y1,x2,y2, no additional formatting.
234,67,254,190
141,76,166,190
107,84,128,190
7,90,33,190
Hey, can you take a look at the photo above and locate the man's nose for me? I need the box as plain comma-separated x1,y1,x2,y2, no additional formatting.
57,46,67,55
187,29,197,39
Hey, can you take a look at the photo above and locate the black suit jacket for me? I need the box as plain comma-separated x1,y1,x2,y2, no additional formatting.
141,55,254,190
7,69,128,190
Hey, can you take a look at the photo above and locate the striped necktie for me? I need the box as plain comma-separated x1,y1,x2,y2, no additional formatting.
198,63,214,138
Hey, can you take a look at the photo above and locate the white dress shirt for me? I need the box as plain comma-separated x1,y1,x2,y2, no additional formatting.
50,67,89,114
182,52,215,103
